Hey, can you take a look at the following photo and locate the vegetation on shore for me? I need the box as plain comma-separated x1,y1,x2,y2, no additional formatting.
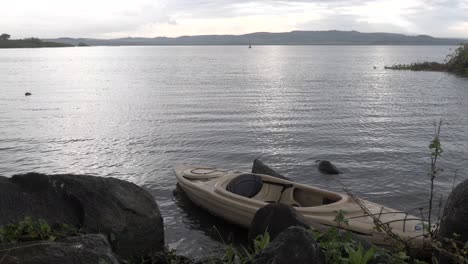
0,217,81,244
0,33,73,48
385,44,468,75
216,212,419,264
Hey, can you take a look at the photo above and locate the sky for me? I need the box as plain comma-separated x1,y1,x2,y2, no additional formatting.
1,0,467,39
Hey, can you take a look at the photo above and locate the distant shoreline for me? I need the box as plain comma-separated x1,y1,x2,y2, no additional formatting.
0,38,73,49
44,30,467,47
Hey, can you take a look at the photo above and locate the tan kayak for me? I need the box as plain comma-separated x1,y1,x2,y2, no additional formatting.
174,164,428,247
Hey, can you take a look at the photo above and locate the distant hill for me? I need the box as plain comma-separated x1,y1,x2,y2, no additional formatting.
0,38,73,48
45,30,467,46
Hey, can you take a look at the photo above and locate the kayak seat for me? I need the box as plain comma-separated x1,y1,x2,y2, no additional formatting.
262,181,294,203
259,181,300,206
226,174,263,198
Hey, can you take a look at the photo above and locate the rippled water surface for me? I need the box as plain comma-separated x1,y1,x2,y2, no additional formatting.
1,46,467,257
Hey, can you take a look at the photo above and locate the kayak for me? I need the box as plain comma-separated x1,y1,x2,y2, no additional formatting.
174,164,427,247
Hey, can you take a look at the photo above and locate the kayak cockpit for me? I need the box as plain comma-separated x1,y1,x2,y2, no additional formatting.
222,173,343,208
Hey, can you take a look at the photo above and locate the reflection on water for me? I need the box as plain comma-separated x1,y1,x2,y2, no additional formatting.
0,46,467,257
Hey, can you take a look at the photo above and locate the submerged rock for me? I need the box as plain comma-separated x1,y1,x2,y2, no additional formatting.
0,173,164,258
24,92,31,96
250,226,325,264
251,159,291,180
316,160,342,174
0,234,119,264
248,203,309,243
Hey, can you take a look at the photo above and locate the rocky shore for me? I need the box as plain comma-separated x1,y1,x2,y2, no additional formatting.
0,162,466,264
0,173,164,263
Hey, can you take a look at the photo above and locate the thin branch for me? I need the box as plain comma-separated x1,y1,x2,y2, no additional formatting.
428,118,443,236
0,242,57,253
0,249,9,264
341,186,409,251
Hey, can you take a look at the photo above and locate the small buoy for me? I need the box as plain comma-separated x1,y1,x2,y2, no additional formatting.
25,92,32,96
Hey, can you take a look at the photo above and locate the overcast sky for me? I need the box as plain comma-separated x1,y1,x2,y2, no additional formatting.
2,0,467,39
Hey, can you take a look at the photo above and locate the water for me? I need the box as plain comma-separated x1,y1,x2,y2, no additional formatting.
1,46,467,257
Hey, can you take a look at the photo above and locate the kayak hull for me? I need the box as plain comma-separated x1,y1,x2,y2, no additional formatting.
175,164,427,247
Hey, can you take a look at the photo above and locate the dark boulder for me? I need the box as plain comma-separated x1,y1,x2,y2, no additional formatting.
25,92,31,96
439,178,468,240
0,234,118,264
251,159,291,181
0,173,164,258
0,175,82,228
250,226,325,264
248,203,309,243
438,178,468,263
316,160,342,174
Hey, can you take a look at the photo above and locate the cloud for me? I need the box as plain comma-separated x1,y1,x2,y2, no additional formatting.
1,0,467,38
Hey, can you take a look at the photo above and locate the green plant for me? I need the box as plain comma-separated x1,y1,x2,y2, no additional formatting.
0,217,55,243
310,225,378,264
346,244,375,264
431,235,468,264
334,210,349,227
308,210,379,264
446,44,468,74
218,231,271,264
0,217,82,244
253,231,270,253
223,244,242,264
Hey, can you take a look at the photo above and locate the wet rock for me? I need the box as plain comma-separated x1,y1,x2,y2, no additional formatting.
0,234,118,264
250,226,325,264
251,159,291,180
24,92,31,96
248,203,309,243
316,160,342,174
0,173,164,258
438,178,468,263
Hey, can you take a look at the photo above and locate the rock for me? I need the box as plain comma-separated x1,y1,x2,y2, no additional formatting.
0,173,164,258
147,250,195,264
251,159,291,181
316,160,342,174
439,178,468,240
0,234,119,264
24,92,31,96
248,203,309,243
195,257,223,264
250,226,325,264
438,178,468,263
0,175,82,227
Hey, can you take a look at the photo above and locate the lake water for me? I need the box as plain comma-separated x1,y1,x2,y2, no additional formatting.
0,46,467,257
